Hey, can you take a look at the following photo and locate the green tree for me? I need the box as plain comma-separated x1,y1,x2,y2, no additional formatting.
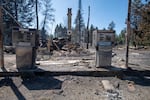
131,0,150,45
108,21,115,30
130,0,143,45
114,28,126,45
138,1,150,45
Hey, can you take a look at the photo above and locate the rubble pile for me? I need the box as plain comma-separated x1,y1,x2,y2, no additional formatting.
52,43,91,57
38,36,92,57
38,47,49,54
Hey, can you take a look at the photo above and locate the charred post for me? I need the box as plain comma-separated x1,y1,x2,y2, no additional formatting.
125,0,131,69
0,6,4,68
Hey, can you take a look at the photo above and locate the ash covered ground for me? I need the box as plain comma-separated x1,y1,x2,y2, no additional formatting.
1,47,150,100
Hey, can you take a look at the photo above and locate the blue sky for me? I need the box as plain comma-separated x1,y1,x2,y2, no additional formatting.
51,0,128,34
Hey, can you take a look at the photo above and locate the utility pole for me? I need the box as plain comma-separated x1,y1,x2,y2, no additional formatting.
78,0,81,43
86,6,90,49
0,6,4,68
126,0,132,69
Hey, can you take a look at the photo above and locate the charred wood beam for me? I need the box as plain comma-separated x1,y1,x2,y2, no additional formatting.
1,6,22,27
0,70,149,78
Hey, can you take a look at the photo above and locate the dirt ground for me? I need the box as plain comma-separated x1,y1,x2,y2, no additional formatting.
0,47,150,100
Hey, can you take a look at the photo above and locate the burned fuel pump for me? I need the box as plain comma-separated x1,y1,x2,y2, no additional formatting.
12,27,37,71
93,30,115,68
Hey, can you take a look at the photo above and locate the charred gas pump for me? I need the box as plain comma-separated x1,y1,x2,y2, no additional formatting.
12,27,37,71
94,30,115,67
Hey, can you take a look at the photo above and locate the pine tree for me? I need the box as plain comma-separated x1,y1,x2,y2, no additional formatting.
74,0,85,43
2,0,36,45
40,0,55,40
41,0,54,30
118,28,126,44
2,0,16,23
139,2,150,45
18,0,35,27
54,24,59,37
89,24,95,44
108,21,115,30
131,0,150,45
130,0,143,45
2,0,35,27
74,11,85,43
54,24,67,38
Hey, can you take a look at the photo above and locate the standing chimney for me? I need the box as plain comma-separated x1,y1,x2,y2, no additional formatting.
67,8,72,31
67,8,72,41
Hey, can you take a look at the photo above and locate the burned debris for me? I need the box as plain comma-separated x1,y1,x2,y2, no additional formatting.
0,0,150,100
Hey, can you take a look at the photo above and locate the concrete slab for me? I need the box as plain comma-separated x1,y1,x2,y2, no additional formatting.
102,80,115,91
